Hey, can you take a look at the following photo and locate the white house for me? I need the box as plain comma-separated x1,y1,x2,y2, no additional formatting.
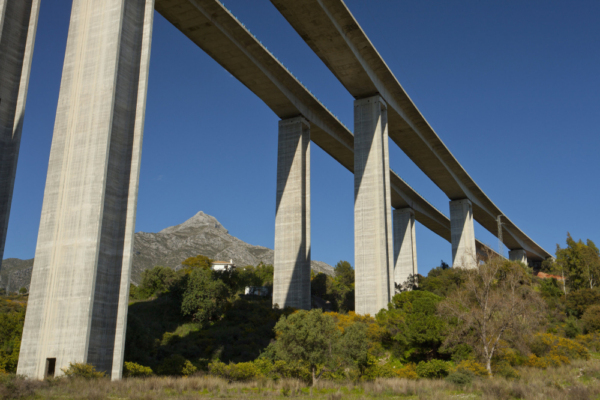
211,259,236,271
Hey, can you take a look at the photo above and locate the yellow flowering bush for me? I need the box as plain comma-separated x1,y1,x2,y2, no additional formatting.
575,333,600,352
455,360,489,377
531,333,590,362
395,363,418,380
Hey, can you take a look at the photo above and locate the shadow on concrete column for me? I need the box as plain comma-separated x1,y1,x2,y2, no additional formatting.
354,95,394,316
273,117,311,310
450,199,477,269
393,208,417,290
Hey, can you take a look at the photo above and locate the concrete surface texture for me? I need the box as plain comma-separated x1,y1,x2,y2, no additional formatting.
393,208,418,288
354,95,394,316
509,249,528,265
273,117,311,310
0,0,39,270
270,0,551,261
450,199,477,269
17,0,154,381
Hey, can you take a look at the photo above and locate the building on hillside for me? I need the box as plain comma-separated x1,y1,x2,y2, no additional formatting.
245,286,269,296
535,271,565,281
211,259,236,271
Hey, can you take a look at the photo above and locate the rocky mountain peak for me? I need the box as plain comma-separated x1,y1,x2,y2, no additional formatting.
159,211,227,235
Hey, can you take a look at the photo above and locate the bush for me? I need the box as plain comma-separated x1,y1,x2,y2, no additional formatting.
208,360,258,381
61,363,106,379
566,288,600,317
582,304,600,333
445,371,472,385
394,363,418,380
123,361,153,377
455,360,488,377
530,332,590,363
156,355,196,376
493,362,520,380
575,333,600,352
415,359,451,378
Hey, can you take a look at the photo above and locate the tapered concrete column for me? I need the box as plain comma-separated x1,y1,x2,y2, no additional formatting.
393,208,417,289
509,249,527,265
450,199,477,269
17,0,154,380
354,95,394,315
273,117,311,310
0,0,40,267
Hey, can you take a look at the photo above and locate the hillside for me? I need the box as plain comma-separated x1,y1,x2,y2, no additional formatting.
0,211,334,290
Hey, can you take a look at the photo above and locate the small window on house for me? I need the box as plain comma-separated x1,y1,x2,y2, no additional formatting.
45,358,56,378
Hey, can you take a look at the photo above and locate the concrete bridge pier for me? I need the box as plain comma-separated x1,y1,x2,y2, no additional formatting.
273,117,311,310
450,199,477,269
393,208,417,290
509,249,528,265
0,0,40,267
17,0,154,381
354,95,394,315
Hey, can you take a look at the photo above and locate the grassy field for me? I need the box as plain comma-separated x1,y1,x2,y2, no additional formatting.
1,359,600,400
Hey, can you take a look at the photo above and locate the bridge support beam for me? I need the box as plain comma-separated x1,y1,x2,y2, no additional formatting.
393,208,417,290
0,0,40,267
509,249,527,265
17,0,154,380
354,95,394,315
450,199,477,269
273,117,311,310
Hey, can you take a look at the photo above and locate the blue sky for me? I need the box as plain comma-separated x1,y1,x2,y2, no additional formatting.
5,0,599,276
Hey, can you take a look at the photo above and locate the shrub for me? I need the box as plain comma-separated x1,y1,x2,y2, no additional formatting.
566,288,600,317
582,304,600,333
575,333,600,352
208,360,258,381
395,363,418,380
455,360,488,377
182,360,197,376
156,355,196,376
445,371,472,385
564,318,582,338
530,332,590,362
61,363,105,379
493,362,520,380
123,361,153,377
415,359,451,378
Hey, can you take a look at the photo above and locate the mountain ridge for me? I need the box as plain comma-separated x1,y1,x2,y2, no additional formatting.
0,211,334,291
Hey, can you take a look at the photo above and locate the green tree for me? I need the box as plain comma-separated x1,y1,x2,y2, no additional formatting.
0,310,25,372
556,234,600,291
334,261,354,287
181,254,213,272
138,266,176,299
376,291,445,362
267,309,341,385
419,262,466,297
565,288,600,318
181,268,230,324
582,305,600,333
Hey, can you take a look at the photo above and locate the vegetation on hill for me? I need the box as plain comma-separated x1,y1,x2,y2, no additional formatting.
1,233,600,396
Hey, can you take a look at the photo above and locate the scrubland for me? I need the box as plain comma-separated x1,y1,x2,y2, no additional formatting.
2,358,600,400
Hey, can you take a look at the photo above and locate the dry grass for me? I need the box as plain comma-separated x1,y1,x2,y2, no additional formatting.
2,359,600,399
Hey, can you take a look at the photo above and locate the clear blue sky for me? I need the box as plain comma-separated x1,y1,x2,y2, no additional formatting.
5,0,599,276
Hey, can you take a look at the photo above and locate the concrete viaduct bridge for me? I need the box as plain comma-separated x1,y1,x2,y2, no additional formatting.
1,0,551,380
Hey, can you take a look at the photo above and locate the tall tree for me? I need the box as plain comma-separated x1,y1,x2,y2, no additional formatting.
438,255,545,374
267,309,341,385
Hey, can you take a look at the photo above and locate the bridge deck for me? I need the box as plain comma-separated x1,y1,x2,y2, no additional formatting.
269,0,551,261
154,0,499,258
